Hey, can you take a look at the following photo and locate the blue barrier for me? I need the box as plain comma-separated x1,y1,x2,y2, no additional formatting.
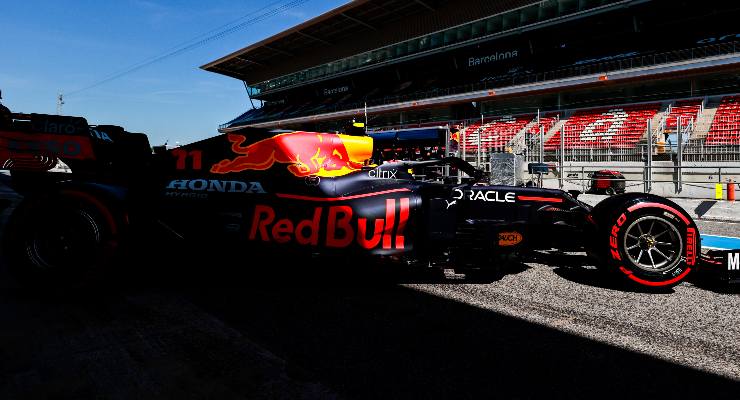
702,234,740,250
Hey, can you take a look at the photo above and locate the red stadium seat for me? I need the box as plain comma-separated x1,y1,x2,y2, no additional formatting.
545,104,660,150
461,115,532,153
664,99,702,131
706,95,740,145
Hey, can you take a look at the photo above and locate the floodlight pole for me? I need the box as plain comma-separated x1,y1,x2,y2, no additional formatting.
677,116,683,193
56,92,64,115
477,114,483,168
559,124,564,189
539,125,544,164
461,122,466,162
445,124,450,179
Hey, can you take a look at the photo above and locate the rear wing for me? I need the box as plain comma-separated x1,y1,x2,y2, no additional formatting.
0,111,150,174
0,113,96,171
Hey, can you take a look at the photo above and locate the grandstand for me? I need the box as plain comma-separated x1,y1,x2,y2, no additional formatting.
203,0,740,181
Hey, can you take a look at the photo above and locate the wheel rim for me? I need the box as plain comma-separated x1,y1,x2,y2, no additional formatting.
622,215,683,273
26,208,101,271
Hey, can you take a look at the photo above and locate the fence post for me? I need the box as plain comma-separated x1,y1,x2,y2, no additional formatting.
646,119,652,193
539,126,544,164
461,122,466,163
559,124,564,189
445,124,451,179
581,166,586,192
477,114,483,168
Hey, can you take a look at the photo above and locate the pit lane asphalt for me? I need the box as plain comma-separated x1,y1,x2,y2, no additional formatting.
0,179,738,398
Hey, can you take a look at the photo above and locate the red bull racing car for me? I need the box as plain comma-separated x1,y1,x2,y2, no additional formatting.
0,109,737,290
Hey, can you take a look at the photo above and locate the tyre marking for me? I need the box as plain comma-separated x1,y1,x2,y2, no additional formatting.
686,227,697,266
627,202,690,225
610,213,627,261
619,266,692,287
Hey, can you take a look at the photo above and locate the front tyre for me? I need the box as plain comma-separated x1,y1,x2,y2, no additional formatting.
594,196,699,289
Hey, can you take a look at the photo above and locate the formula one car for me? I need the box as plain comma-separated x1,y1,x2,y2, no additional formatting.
0,109,736,290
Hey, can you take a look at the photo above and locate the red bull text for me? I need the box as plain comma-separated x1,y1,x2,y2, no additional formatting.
248,198,410,250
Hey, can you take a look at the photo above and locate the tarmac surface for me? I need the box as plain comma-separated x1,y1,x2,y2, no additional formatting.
0,176,739,399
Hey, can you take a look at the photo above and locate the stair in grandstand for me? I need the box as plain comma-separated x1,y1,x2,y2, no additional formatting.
693,100,719,141
529,114,561,137
507,117,539,155
542,118,567,145
518,119,539,139
647,101,671,142
510,113,561,155
507,113,560,153
461,115,532,153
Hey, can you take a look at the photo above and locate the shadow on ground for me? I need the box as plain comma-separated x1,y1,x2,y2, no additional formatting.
182,265,740,399
524,250,675,293
1,244,739,398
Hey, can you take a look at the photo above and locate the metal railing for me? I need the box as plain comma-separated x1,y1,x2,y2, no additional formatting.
542,164,740,195
453,119,740,198
525,123,740,196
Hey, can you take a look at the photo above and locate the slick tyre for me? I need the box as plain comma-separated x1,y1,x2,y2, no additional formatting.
594,195,699,290
3,191,121,289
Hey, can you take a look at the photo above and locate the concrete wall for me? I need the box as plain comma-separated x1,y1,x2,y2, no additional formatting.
537,161,740,199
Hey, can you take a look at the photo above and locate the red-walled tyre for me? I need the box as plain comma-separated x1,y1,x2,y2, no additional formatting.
2,191,121,288
591,194,700,290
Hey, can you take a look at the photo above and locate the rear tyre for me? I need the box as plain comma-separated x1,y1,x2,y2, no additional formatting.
3,191,120,289
593,195,699,290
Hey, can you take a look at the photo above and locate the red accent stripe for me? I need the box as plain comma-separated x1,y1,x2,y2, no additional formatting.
276,188,411,202
517,196,564,203
701,257,723,265
396,198,409,249
627,202,690,225
624,267,692,287
383,199,395,249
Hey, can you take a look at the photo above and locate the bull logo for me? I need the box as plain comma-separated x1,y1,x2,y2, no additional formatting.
210,131,373,178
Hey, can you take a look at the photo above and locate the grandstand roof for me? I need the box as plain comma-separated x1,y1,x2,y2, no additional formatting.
202,0,536,85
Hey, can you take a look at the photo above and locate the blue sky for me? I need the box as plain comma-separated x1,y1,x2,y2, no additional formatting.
0,0,345,146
